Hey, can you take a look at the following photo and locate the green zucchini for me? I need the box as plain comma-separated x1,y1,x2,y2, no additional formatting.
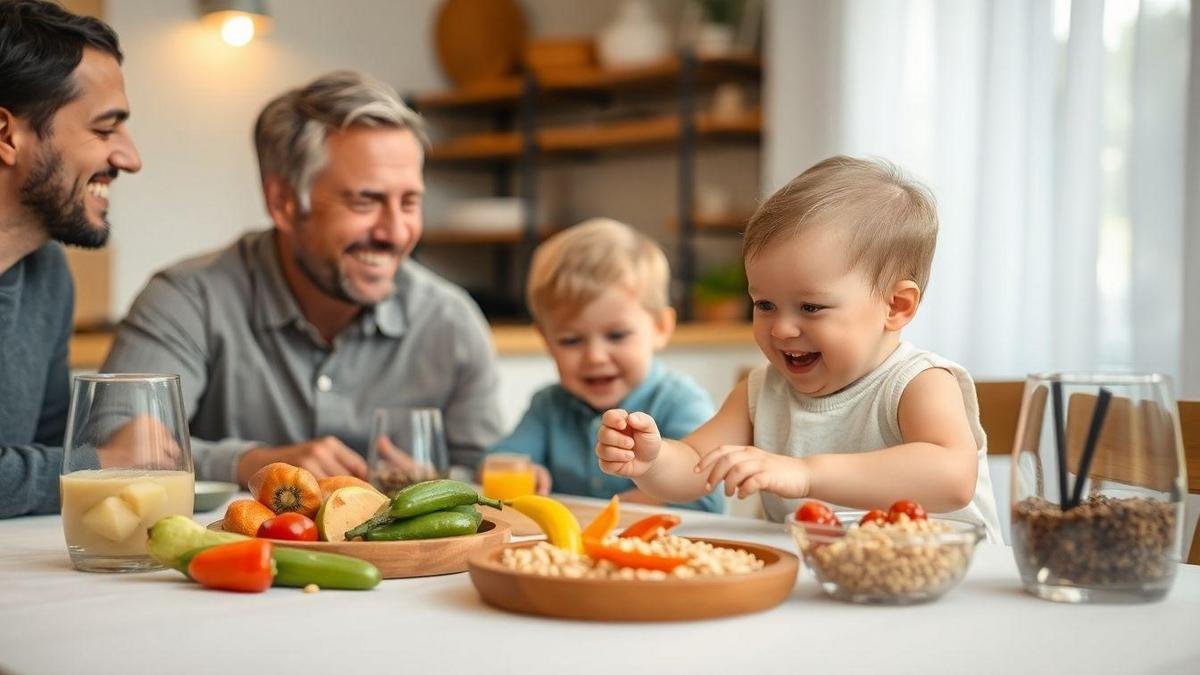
178,544,381,590
362,508,482,541
386,479,500,519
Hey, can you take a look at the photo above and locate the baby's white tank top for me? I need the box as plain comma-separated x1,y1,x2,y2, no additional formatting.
748,342,1002,542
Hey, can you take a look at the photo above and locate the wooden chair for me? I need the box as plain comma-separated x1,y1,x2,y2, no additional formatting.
1182,401,1200,564
975,381,1025,457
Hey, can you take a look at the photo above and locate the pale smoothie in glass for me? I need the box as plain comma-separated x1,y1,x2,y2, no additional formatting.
61,469,194,569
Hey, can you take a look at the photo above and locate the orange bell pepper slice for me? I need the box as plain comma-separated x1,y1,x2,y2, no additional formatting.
581,496,620,541
187,539,274,593
618,514,681,541
583,537,688,572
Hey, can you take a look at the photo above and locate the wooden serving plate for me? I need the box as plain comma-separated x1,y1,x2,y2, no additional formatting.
208,518,510,579
467,538,799,621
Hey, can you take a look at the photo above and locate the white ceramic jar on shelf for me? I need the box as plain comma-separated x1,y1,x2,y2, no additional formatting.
597,0,670,69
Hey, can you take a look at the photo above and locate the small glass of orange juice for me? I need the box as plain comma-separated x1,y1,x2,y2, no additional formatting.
480,453,537,500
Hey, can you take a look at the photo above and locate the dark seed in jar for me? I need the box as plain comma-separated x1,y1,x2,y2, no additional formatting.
1012,495,1177,587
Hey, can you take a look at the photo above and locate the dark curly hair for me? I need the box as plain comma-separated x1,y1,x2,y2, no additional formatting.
0,0,122,138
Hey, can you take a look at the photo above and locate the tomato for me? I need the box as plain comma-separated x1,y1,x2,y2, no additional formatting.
257,512,318,541
859,509,889,526
187,539,274,593
794,501,840,528
887,499,927,523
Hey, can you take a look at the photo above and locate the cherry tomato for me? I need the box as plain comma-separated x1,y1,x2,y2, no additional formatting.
794,501,840,528
887,499,927,523
859,509,889,526
257,512,318,541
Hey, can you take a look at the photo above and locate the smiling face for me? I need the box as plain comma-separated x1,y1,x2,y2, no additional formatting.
539,286,674,411
276,126,424,306
747,224,902,397
17,48,141,248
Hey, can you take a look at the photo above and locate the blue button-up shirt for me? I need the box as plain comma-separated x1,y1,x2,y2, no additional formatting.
487,362,724,512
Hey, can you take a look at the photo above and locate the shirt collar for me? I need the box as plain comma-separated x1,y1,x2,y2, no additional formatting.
252,230,304,331
360,285,407,338
251,229,408,339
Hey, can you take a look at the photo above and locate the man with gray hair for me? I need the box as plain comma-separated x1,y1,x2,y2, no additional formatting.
103,70,503,486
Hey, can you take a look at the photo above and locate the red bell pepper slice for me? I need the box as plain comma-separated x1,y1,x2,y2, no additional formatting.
187,539,275,593
618,514,681,541
583,537,688,572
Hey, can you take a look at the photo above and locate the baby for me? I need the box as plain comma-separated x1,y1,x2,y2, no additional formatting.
487,218,723,512
595,157,1001,539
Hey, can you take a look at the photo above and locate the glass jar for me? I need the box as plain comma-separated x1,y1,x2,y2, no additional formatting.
1010,373,1186,602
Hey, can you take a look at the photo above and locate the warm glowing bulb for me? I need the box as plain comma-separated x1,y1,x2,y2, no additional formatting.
219,14,255,47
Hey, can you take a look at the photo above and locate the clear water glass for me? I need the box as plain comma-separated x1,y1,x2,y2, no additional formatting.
368,407,449,495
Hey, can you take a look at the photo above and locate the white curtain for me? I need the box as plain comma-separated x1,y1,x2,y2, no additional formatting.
766,0,1194,393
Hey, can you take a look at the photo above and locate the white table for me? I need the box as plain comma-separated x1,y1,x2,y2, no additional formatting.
2,500,1198,675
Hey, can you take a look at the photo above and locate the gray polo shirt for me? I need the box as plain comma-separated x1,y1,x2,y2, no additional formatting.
102,229,503,482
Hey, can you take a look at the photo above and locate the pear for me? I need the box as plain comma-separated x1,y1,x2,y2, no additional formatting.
146,515,244,571
82,496,141,542
317,486,389,542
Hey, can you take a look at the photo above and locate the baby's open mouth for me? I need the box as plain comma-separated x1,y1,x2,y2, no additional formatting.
583,375,619,387
783,351,820,368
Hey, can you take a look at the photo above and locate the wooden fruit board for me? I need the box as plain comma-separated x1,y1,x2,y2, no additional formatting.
208,517,510,579
468,538,798,621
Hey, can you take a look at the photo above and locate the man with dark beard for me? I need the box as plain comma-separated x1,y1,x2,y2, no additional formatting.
102,71,503,487
0,0,142,517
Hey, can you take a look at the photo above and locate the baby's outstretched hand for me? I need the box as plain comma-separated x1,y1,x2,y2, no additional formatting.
694,445,810,500
595,409,661,478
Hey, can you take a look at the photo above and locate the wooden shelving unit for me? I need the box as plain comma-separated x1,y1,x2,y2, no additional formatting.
417,55,762,111
427,110,760,163
420,226,561,246
412,52,762,319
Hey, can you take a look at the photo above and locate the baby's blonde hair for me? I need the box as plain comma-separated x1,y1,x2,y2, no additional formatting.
743,156,938,296
527,218,671,324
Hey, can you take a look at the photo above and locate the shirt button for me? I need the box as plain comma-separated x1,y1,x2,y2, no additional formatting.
316,375,332,392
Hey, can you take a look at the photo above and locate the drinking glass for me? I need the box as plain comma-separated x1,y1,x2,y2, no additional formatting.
368,407,449,495
480,453,537,501
61,374,194,572
1010,373,1186,603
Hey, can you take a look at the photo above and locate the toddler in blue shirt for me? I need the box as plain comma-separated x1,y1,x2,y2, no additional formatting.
486,218,723,512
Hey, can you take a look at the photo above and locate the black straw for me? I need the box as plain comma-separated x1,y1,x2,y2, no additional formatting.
1068,387,1112,510
1051,380,1068,510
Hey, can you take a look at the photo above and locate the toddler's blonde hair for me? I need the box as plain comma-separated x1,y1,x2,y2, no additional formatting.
743,156,938,296
527,218,671,324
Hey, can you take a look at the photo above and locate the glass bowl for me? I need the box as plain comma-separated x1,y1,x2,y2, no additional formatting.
785,511,984,604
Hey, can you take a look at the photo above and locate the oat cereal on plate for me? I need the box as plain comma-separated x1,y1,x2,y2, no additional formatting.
499,534,764,580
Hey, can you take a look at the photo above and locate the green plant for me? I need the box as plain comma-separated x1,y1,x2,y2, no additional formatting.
696,0,740,25
692,262,747,303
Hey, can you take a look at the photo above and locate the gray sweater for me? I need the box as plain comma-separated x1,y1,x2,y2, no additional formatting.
0,243,72,518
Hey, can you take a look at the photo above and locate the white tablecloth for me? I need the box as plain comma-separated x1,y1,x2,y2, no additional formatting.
1,498,1198,675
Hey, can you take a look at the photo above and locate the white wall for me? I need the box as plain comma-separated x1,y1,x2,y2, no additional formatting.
105,0,444,315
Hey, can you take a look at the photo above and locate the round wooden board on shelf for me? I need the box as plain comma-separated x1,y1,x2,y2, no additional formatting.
467,538,799,621
434,0,526,86
208,517,510,579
